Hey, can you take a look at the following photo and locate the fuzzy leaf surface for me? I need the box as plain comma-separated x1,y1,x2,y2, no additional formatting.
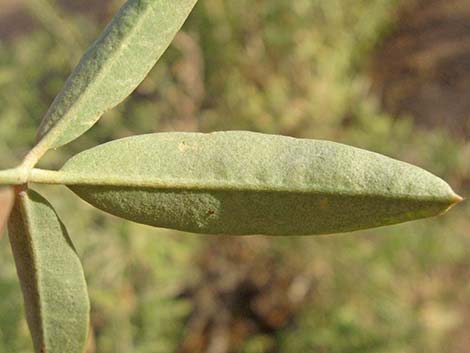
36,0,198,151
7,189,89,353
60,131,461,235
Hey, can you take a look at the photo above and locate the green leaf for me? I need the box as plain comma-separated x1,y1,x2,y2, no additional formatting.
58,131,462,235
35,0,198,153
7,189,90,353
0,187,14,236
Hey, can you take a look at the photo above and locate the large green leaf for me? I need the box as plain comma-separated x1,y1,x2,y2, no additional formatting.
7,189,89,353
56,131,461,235
35,0,198,153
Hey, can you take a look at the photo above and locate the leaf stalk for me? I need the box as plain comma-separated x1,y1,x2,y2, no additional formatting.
0,168,30,185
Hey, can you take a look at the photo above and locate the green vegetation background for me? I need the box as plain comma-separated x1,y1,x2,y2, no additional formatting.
0,0,468,352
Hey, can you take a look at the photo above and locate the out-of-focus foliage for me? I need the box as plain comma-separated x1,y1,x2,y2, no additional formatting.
0,0,468,352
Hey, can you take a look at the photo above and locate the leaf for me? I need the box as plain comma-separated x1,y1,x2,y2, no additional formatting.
7,189,90,353
58,131,462,235
35,0,198,152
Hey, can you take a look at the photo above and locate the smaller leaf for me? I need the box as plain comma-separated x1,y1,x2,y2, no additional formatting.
8,189,89,353
35,0,199,155
0,187,14,236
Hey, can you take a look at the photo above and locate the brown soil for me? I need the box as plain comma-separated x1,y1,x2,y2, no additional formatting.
370,0,470,139
177,238,313,353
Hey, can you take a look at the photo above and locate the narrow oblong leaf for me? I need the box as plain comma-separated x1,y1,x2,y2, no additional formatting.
7,189,89,353
59,131,462,235
0,187,14,236
36,0,198,152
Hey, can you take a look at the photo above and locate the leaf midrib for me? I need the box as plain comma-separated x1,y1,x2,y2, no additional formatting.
28,170,451,203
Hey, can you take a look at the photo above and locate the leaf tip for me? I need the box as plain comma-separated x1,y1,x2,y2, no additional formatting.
450,192,464,206
439,190,464,215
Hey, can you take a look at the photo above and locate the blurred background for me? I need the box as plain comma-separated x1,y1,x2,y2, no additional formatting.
0,0,469,352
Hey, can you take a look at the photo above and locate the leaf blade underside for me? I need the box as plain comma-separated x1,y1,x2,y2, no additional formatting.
36,0,198,153
59,131,461,235
7,189,90,353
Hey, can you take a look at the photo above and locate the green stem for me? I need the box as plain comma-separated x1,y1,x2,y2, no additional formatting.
20,140,49,171
1,168,111,186
0,142,51,186
0,168,29,185
0,168,69,186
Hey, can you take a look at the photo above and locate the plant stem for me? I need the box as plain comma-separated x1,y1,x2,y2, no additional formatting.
20,140,49,171
0,142,52,186
0,167,106,186
0,168,29,185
